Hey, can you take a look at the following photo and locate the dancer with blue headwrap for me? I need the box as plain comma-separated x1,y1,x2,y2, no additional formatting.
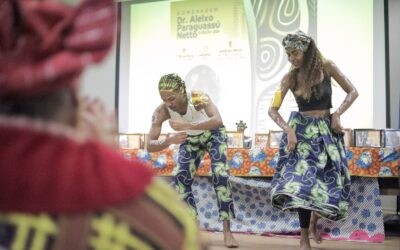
269,31,359,250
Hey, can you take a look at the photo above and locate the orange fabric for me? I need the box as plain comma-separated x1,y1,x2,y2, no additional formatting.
121,147,400,177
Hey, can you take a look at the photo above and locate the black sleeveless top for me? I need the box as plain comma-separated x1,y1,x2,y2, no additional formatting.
293,73,332,112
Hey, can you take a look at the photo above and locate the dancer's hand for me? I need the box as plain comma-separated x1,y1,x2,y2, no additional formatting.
169,119,191,131
331,112,344,134
166,131,187,144
77,96,117,147
286,128,297,152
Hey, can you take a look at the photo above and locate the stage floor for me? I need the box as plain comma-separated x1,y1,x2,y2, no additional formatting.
202,232,400,250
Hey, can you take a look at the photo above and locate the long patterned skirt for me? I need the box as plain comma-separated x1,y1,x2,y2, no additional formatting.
271,112,351,221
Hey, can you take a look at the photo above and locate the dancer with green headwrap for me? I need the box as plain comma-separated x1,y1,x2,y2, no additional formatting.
147,73,238,248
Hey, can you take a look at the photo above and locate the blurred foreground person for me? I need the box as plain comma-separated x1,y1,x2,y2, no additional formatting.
0,1,204,249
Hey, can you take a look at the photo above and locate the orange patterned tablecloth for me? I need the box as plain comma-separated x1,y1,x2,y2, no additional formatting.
120,147,400,177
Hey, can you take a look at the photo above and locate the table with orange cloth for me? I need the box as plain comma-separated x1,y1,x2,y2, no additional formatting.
120,147,400,177
119,146,399,243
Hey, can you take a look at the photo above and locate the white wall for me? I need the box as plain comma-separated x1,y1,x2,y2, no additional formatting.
382,0,400,216
373,0,387,128
389,0,400,129
79,44,117,112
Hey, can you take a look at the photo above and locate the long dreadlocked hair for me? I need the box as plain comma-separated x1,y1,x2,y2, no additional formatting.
158,73,188,97
290,39,325,100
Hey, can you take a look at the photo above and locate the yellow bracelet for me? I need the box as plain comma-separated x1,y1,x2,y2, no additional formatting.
271,89,282,108
192,90,209,105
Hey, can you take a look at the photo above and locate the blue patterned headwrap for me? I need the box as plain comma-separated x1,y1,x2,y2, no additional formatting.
282,31,312,52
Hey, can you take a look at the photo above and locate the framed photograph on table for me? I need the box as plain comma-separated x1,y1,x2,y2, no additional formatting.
353,129,382,148
268,130,284,148
254,133,269,149
382,129,400,148
227,131,244,148
343,128,353,147
119,133,143,149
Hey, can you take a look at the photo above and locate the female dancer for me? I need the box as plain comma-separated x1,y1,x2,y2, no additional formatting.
269,31,358,250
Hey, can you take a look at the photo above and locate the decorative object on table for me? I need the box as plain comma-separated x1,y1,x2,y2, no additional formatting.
382,129,400,148
268,130,283,148
235,120,247,132
254,133,269,149
235,120,251,148
227,131,244,148
353,129,382,148
143,133,168,150
343,128,353,147
119,133,143,149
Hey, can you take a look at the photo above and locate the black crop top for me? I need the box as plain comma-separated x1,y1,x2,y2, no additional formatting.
293,73,332,112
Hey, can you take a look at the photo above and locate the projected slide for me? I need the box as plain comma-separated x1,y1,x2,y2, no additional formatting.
120,0,376,134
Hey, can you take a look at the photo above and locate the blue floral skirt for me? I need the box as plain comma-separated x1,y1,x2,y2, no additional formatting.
271,112,351,221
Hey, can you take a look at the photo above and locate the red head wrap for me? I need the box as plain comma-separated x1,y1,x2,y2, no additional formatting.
0,0,116,97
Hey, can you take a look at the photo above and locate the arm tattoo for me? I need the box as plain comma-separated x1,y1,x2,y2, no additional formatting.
149,139,165,146
335,90,357,115
151,109,162,125
269,111,290,131
330,62,358,116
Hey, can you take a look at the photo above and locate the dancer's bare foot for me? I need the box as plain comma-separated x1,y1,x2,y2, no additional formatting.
300,239,312,250
309,211,322,244
300,228,312,250
223,220,238,248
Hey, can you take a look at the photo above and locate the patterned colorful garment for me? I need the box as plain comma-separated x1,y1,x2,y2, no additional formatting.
175,127,235,221
0,180,203,250
271,112,351,221
0,117,204,250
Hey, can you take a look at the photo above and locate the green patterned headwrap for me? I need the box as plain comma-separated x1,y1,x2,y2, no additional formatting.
158,73,186,93
282,31,312,52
